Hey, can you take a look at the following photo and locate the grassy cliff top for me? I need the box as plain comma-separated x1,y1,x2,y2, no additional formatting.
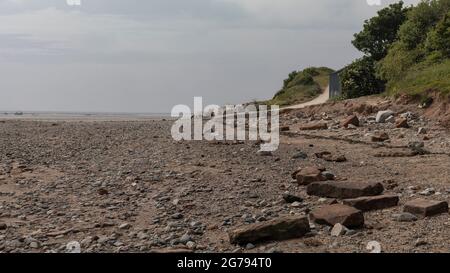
261,67,334,107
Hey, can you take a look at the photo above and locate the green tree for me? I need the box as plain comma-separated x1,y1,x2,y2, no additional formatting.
426,11,450,57
341,57,385,99
398,0,450,50
352,1,410,61
378,0,450,84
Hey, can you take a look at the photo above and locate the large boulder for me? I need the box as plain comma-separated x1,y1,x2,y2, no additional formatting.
307,181,384,199
229,216,310,245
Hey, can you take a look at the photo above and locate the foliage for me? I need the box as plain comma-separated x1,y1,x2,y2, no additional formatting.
340,57,385,99
352,1,410,61
269,67,334,106
425,11,450,57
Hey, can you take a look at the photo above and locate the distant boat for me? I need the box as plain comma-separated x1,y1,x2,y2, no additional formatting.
14,112,23,116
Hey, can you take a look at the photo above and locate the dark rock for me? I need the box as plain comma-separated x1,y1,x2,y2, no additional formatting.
307,181,384,199
403,199,449,218
343,195,399,211
371,132,389,142
295,167,327,185
229,216,310,245
310,204,364,228
342,115,359,128
395,118,409,129
299,123,328,131
282,193,304,204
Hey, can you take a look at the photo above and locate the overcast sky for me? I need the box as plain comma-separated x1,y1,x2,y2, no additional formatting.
0,0,420,113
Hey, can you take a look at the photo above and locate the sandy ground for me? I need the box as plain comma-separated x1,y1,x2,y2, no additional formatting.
1,96,450,253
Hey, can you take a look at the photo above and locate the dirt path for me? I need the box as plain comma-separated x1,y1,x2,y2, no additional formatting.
283,85,330,110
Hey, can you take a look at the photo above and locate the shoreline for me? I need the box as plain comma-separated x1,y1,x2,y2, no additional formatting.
0,112,173,122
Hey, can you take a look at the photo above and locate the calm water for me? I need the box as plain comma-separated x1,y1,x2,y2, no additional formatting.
0,111,172,121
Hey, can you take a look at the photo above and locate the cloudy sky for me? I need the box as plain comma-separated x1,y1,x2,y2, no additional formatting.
0,0,420,113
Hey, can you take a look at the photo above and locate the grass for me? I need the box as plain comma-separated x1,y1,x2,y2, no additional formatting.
261,67,334,107
387,59,450,99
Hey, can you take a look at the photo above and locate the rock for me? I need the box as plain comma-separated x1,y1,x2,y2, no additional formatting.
316,152,347,162
0,223,7,230
400,111,414,119
97,188,109,195
282,193,303,204
392,213,418,222
171,213,183,219
376,110,394,123
186,241,196,249
295,167,327,185
321,171,336,180
366,241,382,253
257,150,273,156
245,243,255,250
419,188,435,196
408,141,424,149
386,115,396,123
291,166,326,179
343,195,399,212
119,223,131,230
395,118,409,128
292,167,326,185
324,154,347,162
29,241,40,249
330,223,348,237
310,204,364,228
306,181,384,199
299,123,328,131
280,126,290,132
403,199,449,218
371,132,389,142
179,234,192,244
415,239,428,247
229,216,310,245
417,127,427,134
292,151,308,159
342,115,359,128
66,241,81,253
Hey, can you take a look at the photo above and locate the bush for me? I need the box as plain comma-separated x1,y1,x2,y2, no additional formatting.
376,41,423,83
341,57,385,99
283,71,298,89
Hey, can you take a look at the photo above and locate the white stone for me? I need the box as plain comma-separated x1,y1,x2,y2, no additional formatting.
376,110,394,123
330,223,348,237
367,241,382,253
